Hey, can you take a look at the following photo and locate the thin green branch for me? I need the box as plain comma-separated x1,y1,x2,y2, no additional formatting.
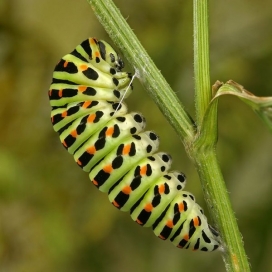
87,0,195,143
194,0,211,126
192,1,251,271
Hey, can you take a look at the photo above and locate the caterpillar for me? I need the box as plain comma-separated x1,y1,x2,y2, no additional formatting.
48,37,220,252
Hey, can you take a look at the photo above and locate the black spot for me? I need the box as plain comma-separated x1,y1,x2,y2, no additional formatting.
152,204,170,230
110,68,116,75
83,87,97,96
189,194,195,201
161,166,166,172
130,176,141,190
194,238,200,250
78,152,94,167
146,164,152,176
51,78,78,85
170,221,185,241
93,111,104,123
113,77,119,86
188,219,196,238
81,39,93,59
112,192,129,209
116,116,126,122
112,156,123,169
71,49,88,62
136,210,152,225
67,105,80,116
98,41,106,60
147,156,155,161
109,53,116,64
54,59,78,74
82,67,99,80
149,132,158,141
202,230,211,243
146,144,153,153
93,170,111,188
113,90,121,98
176,185,182,190
177,173,186,183
162,153,171,162
130,127,137,134
134,114,144,123
94,138,106,151
164,184,170,194
63,134,76,148
132,135,141,140
112,124,120,138
129,142,136,156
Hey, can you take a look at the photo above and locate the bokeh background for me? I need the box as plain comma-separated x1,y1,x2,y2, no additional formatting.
0,0,272,271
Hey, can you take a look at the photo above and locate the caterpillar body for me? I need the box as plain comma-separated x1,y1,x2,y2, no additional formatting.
49,37,220,252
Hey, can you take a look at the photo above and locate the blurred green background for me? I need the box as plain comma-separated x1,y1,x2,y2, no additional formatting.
0,0,271,271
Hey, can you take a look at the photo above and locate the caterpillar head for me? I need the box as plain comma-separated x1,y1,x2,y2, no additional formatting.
98,40,124,72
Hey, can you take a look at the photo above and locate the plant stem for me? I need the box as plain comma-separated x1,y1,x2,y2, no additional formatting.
87,0,195,143
194,0,211,126
193,0,250,271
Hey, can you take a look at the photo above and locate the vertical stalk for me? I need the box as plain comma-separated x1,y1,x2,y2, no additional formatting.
194,0,211,126
193,1,251,271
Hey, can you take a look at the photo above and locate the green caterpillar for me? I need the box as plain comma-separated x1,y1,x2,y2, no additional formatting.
48,37,220,251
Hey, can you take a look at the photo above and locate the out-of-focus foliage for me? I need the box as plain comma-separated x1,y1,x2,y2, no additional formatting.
0,0,271,271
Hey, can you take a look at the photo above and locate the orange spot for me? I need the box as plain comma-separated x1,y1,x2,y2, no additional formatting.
48,89,52,96
166,220,174,228
95,51,100,58
80,64,88,71
92,180,98,186
90,38,96,45
87,146,96,154
58,89,63,97
103,164,113,173
61,111,67,117
140,165,147,176
122,144,131,155
71,130,78,138
106,127,114,137
178,203,184,212
159,235,166,240
177,245,183,248
183,234,189,241
62,141,67,148
136,219,143,225
122,186,132,195
78,86,87,92
82,101,91,108
112,200,120,208
77,159,82,166
159,184,165,194
87,114,96,123
144,203,153,212
51,116,54,123
193,217,200,227
63,61,68,68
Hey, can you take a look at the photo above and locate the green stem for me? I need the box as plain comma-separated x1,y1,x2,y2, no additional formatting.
194,0,211,126
193,1,250,271
87,0,195,143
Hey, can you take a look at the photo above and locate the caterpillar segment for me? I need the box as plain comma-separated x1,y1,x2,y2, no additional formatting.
49,37,220,252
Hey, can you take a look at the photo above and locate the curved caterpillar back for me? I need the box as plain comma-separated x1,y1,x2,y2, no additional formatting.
49,37,220,252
